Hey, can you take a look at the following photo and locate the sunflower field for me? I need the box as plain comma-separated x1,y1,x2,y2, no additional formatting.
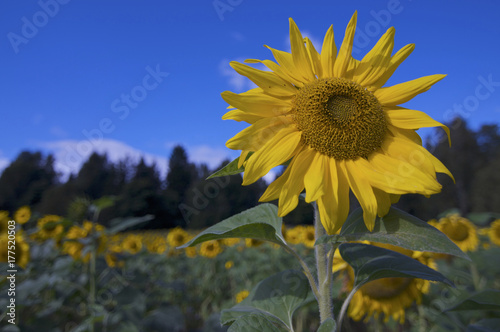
1,204,500,332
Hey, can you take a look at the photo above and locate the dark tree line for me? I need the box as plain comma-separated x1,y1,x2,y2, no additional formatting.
0,118,499,228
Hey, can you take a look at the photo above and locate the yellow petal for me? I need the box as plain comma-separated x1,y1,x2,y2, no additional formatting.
230,61,297,97
238,150,251,168
303,149,326,203
226,116,292,151
265,46,305,87
386,107,450,146
222,109,263,123
289,18,315,82
320,25,337,78
221,90,291,118
278,147,312,216
374,74,446,106
354,27,395,86
245,58,303,88
369,43,415,91
387,124,422,145
342,160,378,231
334,11,357,78
243,126,301,185
305,37,322,78
259,164,292,201
373,188,391,217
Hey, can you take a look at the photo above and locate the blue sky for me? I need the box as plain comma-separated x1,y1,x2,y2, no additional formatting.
1,0,500,179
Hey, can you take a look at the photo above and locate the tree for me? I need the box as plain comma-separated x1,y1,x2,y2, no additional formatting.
0,151,58,212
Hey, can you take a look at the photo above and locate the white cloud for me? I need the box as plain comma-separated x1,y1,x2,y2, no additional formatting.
37,139,169,180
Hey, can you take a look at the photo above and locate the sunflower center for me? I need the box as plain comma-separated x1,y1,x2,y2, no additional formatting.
445,222,470,242
291,78,387,160
360,277,412,299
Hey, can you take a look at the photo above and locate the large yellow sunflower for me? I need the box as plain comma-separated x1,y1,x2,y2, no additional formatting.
333,242,434,323
222,13,452,234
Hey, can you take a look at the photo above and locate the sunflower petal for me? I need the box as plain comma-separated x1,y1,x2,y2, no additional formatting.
278,147,313,216
320,25,337,78
222,109,263,123
259,163,292,202
304,149,326,202
305,37,322,78
386,107,450,146
226,116,292,151
374,74,446,106
238,150,251,168
243,126,301,185
342,160,378,231
354,27,395,86
221,90,291,118
369,43,415,91
265,46,305,87
289,18,315,81
230,61,297,97
334,11,357,78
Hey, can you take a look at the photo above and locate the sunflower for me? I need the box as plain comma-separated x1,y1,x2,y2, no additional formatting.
0,233,30,269
199,240,222,258
222,238,241,247
245,238,264,247
222,13,452,234
167,227,190,248
14,206,31,225
285,225,305,245
436,214,478,252
121,234,143,254
184,246,197,258
300,225,316,248
0,211,9,234
36,215,64,241
333,242,434,323
146,238,167,254
225,260,234,269
235,290,250,303
487,219,500,246
105,245,124,268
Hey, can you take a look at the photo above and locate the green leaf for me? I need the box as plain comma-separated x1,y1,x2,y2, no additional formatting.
106,215,154,234
467,319,500,332
207,154,253,179
221,270,312,330
337,207,469,260
445,290,500,311
339,242,454,288
317,318,336,332
93,196,116,210
228,313,289,332
178,204,286,248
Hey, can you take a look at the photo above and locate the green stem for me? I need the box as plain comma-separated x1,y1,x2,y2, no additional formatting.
314,203,334,323
337,284,360,331
283,245,319,300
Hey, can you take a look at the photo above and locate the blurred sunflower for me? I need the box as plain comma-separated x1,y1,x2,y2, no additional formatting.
0,233,30,269
437,214,478,252
222,238,241,247
36,215,64,241
333,242,434,323
105,245,124,268
225,260,234,269
121,234,143,254
63,225,89,262
147,238,167,254
245,238,264,247
14,206,31,225
285,225,304,245
167,227,190,248
222,13,452,234
487,219,500,246
199,240,222,258
300,225,316,248
184,246,197,258
235,290,249,303
0,211,9,234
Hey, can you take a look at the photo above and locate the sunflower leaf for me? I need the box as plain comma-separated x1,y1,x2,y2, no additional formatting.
317,318,336,332
207,153,254,179
227,313,289,332
339,242,454,288
221,270,312,330
445,290,500,312
178,204,286,248
106,215,154,235
337,207,469,260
